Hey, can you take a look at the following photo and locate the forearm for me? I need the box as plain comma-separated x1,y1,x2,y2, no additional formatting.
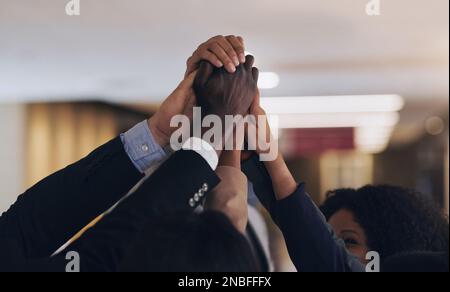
241,154,277,213
207,150,247,234
273,187,365,272
243,151,364,272
219,150,241,168
263,152,297,201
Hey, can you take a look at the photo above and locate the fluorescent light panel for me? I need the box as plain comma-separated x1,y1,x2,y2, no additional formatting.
258,72,280,89
355,127,395,154
262,95,404,154
269,112,400,129
261,95,404,114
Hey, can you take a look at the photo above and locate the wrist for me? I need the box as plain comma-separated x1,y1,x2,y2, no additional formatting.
219,150,241,168
265,153,297,200
148,116,169,147
272,174,297,199
200,125,225,158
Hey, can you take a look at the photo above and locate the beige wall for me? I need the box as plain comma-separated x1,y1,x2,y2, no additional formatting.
26,103,119,187
0,102,144,214
0,104,26,213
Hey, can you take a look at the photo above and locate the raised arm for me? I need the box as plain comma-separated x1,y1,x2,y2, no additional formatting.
242,93,365,272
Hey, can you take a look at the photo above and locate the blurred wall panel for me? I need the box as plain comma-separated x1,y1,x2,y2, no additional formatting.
97,108,117,146
25,103,124,188
26,104,53,188
53,104,77,170
319,151,374,202
24,102,147,190
0,104,26,213
286,157,321,203
76,106,103,159
374,131,447,207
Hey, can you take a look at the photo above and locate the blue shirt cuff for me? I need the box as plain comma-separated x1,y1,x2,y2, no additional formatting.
120,120,167,173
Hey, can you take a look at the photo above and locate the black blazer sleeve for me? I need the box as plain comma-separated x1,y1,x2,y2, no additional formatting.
17,150,221,272
0,137,143,259
272,185,364,272
241,154,277,216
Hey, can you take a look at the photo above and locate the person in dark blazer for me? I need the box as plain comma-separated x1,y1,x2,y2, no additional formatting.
1,143,259,272
0,35,253,272
119,149,258,272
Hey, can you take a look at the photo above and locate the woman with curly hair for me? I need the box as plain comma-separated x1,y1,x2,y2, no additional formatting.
321,185,449,264
245,155,449,272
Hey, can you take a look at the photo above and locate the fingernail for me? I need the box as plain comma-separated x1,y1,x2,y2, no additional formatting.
227,63,236,73
239,53,246,63
233,56,240,66
216,61,224,67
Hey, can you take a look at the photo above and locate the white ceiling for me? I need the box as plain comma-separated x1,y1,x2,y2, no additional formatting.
0,0,448,104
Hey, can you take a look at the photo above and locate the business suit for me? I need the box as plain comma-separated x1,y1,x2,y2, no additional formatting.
0,137,220,272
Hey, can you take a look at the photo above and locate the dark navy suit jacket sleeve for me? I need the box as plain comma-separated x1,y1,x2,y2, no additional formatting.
0,149,220,272
0,137,143,260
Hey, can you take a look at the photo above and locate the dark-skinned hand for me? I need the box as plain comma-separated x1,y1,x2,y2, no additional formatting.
193,55,259,119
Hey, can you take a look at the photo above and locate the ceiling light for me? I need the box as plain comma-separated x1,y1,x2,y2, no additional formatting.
261,94,404,154
261,95,404,114
258,72,280,89
268,112,400,129
355,127,395,154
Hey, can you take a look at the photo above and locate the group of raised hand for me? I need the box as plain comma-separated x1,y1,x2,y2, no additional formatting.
148,35,297,233
149,35,263,154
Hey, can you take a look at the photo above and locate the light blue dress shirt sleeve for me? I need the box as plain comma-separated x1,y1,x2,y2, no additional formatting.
120,120,167,173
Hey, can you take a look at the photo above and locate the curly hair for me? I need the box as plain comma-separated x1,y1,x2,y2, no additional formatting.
320,185,449,259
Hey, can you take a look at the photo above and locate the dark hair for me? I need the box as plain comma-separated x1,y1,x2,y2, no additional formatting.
320,185,449,259
119,210,258,272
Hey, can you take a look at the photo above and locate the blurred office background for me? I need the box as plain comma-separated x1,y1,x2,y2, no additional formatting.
0,0,448,271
